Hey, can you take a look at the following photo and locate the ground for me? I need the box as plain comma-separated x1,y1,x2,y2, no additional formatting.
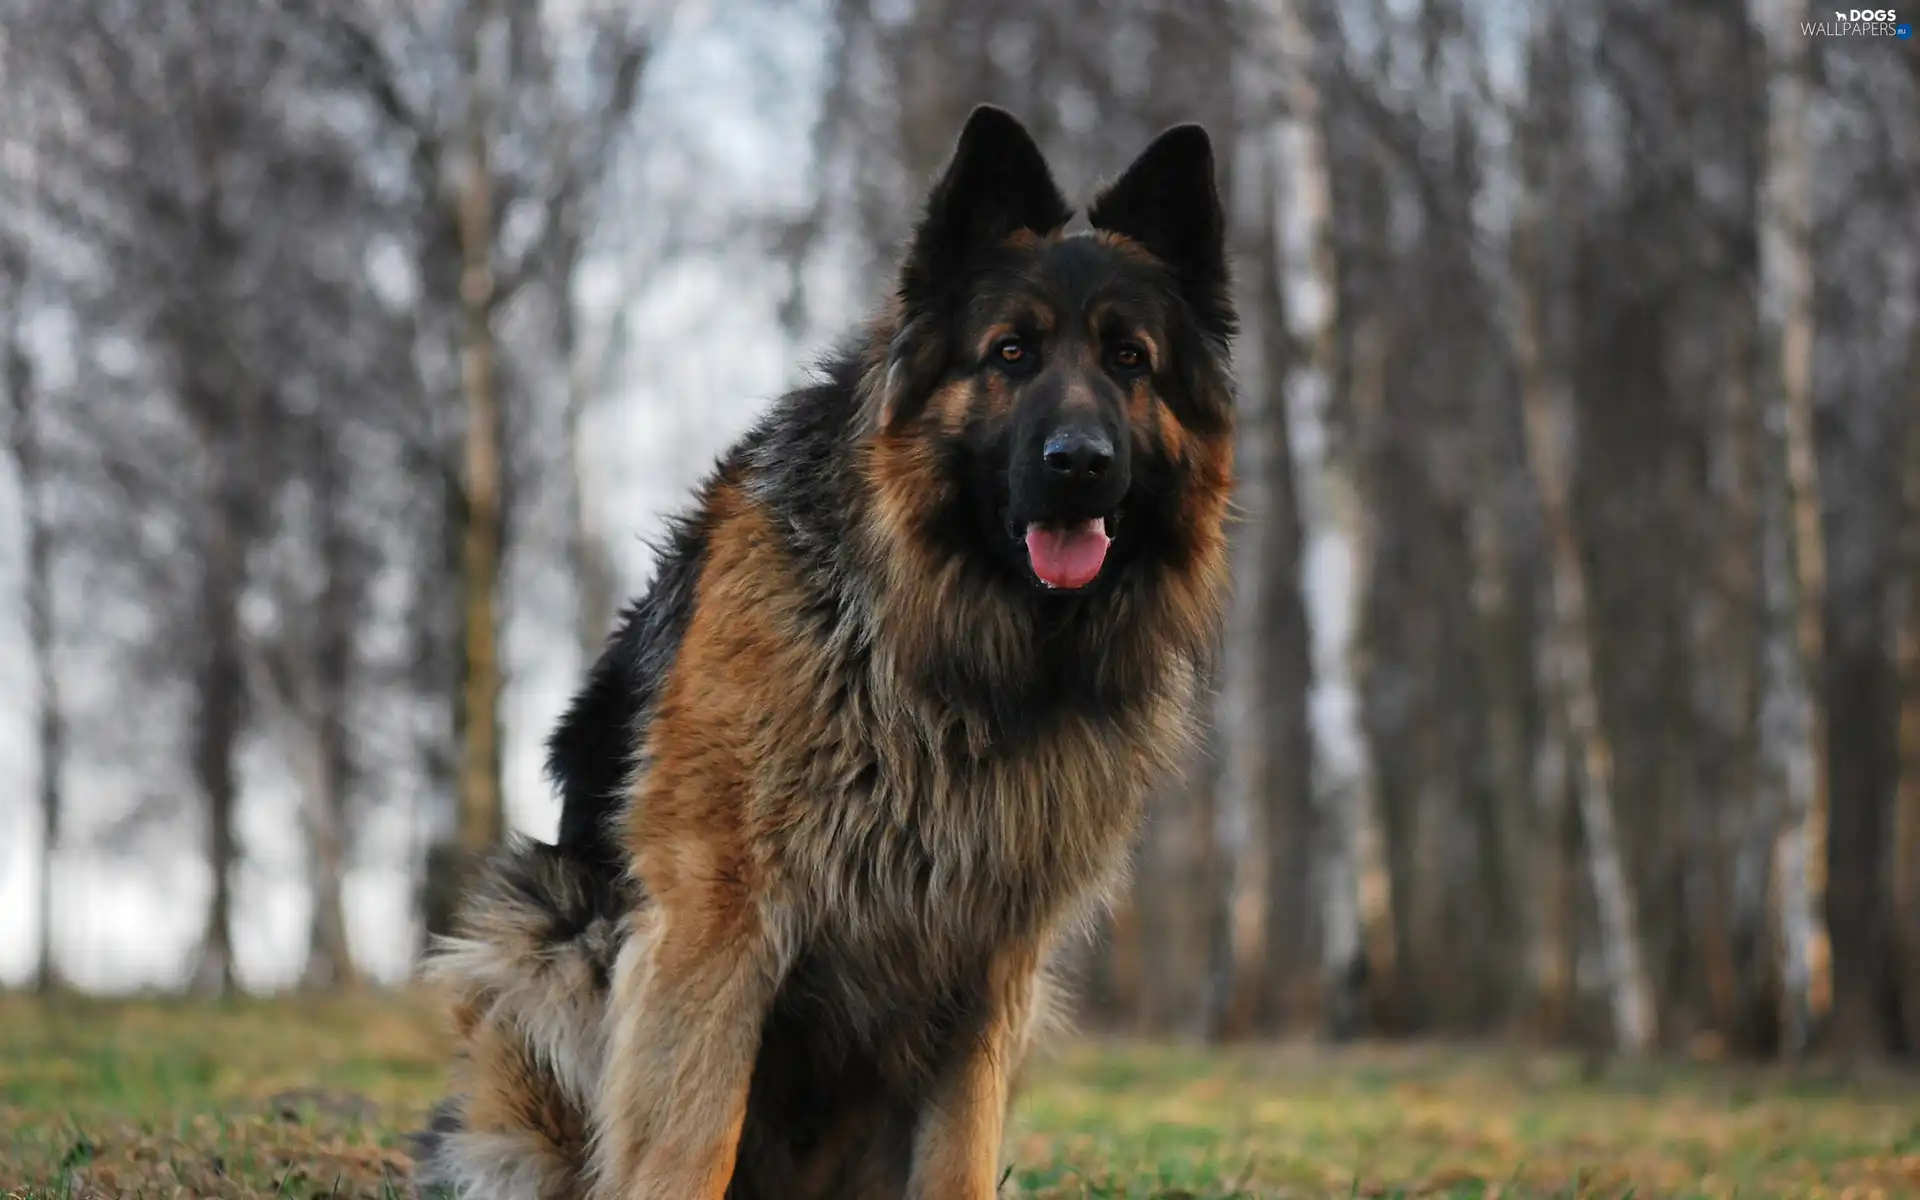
2,993,1917,1198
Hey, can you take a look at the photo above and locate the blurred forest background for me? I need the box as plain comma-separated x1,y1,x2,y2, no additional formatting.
0,0,1915,1068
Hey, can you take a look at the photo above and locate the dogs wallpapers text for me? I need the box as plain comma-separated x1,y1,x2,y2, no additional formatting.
414,104,1238,1200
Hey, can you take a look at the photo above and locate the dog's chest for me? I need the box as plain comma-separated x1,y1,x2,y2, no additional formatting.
761,735,1137,1108
785,713,1140,949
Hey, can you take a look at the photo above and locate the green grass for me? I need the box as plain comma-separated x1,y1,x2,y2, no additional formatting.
3,993,1918,1197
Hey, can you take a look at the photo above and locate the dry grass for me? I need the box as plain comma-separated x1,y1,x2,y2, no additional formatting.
3,992,1917,1197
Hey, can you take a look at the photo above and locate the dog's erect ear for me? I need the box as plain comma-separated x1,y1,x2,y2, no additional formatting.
1088,124,1230,337
875,106,1069,430
898,105,1072,305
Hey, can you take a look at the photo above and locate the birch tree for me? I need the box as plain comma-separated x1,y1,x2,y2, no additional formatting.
1755,0,1831,1055
1510,275,1656,1055
1206,311,1279,1037
304,423,364,989
1891,340,1920,1050
1511,29,1657,1050
1208,131,1316,1039
1,246,65,995
1271,0,1370,1037
248,414,372,990
452,0,509,898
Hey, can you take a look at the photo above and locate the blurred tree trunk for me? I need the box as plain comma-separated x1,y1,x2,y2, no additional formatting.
397,0,651,935
1755,4,1831,1055
1713,306,1781,1056
302,720,357,989
1309,6,1405,1030
1208,137,1314,1038
1515,326,1654,1054
191,446,253,997
181,156,258,998
1192,716,1233,1040
302,424,360,990
1809,75,1911,1064
454,0,508,898
1509,6,1656,1051
325,0,481,947
1344,314,1410,1028
1253,301,1318,1037
415,489,465,943
302,729,358,989
1207,390,1276,1038
1273,0,1366,1040
1528,663,1576,1039
1137,745,1222,1035
301,721,359,983
1512,215,1657,1056
3,264,65,995
1893,347,1920,1052
1468,369,1537,1034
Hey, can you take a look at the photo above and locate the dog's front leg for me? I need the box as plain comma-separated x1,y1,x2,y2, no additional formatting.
590,900,787,1200
906,943,1042,1200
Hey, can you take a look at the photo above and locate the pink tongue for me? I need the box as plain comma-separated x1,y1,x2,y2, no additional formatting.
1024,519,1110,589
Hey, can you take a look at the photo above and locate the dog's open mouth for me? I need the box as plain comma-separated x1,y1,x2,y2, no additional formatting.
1022,514,1117,590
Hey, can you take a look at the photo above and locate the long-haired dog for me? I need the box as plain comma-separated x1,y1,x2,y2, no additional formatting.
414,105,1236,1199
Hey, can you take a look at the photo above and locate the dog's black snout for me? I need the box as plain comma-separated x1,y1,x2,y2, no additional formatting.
1012,385,1131,527
1043,429,1114,480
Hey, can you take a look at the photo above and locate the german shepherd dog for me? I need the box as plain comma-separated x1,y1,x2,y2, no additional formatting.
414,105,1236,1200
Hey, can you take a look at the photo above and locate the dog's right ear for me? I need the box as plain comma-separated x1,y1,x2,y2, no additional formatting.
875,106,1070,430
897,105,1071,309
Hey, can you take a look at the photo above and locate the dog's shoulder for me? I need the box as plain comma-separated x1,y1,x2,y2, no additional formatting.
549,347,871,867
549,509,708,866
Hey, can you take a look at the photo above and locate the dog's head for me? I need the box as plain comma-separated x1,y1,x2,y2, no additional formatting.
867,105,1234,597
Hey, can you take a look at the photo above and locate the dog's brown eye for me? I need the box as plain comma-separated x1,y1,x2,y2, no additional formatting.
1112,342,1147,373
994,337,1027,365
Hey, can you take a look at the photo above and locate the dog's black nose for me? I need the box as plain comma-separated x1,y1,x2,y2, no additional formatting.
1043,429,1114,480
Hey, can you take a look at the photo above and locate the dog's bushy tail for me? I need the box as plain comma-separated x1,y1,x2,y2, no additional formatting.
412,837,628,1199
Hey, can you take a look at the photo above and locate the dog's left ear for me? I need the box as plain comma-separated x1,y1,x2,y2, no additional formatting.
1088,124,1231,339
